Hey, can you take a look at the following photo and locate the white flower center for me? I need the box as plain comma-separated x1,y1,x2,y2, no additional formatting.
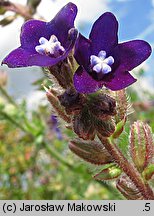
35,35,65,57
90,50,114,74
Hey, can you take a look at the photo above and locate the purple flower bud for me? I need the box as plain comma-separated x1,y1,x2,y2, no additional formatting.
58,88,86,115
88,93,116,120
73,108,95,140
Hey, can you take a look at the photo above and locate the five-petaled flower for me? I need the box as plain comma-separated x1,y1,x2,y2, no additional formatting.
2,2,77,68
73,12,152,93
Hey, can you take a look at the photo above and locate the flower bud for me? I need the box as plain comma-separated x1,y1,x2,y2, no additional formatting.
46,88,71,123
95,118,115,137
94,163,122,181
116,176,143,200
58,88,86,115
69,139,112,165
130,121,154,172
113,89,130,123
68,28,78,42
73,108,95,140
88,94,116,120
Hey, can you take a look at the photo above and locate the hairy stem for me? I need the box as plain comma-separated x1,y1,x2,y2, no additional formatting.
98,134,154,200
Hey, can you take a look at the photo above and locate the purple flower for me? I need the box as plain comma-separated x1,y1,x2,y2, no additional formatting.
73,12,152,94
50,115,62,140
2,2,78,68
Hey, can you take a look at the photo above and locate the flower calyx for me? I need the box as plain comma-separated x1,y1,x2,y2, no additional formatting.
58,89,116,140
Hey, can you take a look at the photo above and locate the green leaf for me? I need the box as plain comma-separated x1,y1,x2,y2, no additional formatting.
112,117,126,139
142,164,154,181
94,164,122,181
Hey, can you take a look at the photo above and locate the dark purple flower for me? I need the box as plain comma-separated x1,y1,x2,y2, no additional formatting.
2,2,78,68
73,12,152,93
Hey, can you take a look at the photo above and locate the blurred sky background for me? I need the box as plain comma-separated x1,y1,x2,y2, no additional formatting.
0,0,154,99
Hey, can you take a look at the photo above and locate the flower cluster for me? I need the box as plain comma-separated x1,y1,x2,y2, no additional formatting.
2,2,154,200
2,2,152,93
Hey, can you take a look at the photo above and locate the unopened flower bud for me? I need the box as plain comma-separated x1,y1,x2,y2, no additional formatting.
69,139,112,165
68,28,78,42
113,89,130,123
95,118,115,137
116,176,143,200
45,87,71,123
58,88,86,115
130,121,154,172
88,93,116,120
73,108,95,140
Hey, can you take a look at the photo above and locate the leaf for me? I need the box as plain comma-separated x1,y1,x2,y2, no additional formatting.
94,163,122,180
112,117,126,139
142,164,154,181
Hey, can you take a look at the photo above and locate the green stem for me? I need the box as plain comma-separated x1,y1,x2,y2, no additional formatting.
0,85,17,107
0,111,28,133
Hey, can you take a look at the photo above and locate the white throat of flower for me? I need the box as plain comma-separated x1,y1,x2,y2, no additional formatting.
90,50,114,74
35,35,65,57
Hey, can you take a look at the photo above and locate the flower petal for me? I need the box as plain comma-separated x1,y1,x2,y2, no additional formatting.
113,40,152,71
20,20,48,52
105,69,137,90
89,12,118,55
20,2,77,51
2,45,73,67
73,66,105,94
52,2,77,44
74,33,91,69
